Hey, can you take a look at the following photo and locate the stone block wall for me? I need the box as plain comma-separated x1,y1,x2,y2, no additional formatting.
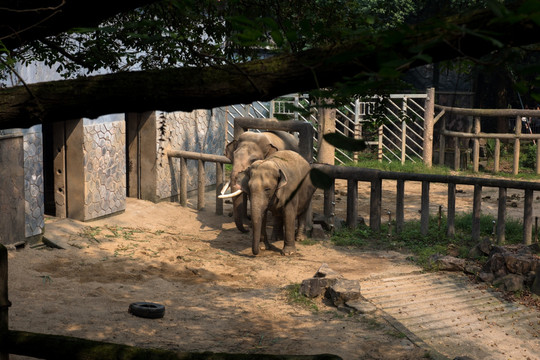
83,119,126,220
156,108,226,200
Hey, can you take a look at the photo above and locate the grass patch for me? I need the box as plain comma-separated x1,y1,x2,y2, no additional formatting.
330,212,524,269
285,284,319,312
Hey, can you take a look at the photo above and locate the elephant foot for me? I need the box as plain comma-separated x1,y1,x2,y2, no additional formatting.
295,233,307,242
281,245,297,255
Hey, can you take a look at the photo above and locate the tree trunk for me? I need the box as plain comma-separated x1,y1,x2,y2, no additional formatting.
317,99,336,165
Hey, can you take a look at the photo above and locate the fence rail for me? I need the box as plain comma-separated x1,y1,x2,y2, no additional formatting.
312,164,539,245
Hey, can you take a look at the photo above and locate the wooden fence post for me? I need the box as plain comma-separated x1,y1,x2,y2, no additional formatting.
0,244,10,360
370,178,382,231
473,117,480,172
420,181,430,235
180,157,187,207
401,98,407,165
497,187,507,245
514,115,521,175
536,140,540,175
447,183,456,238
215,163,223,215
494,138,500,173
472,184,482,241
324,181,336,229
346,179,358,228
423,87,434,167
377,125,383,162
523,189,533,245
454,137,460,170
396,180,405,234
197,160,205,210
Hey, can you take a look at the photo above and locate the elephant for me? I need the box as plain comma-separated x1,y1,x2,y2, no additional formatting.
219,131,299,233
240,150,316,255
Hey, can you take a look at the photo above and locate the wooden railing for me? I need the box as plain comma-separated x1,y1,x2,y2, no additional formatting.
166,149,230,214
312,164,540,245
435,105,540,175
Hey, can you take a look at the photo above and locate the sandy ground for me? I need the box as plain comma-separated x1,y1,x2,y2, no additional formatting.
5,179,540,359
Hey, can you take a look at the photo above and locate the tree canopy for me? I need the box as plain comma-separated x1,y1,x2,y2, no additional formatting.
1,0,540,130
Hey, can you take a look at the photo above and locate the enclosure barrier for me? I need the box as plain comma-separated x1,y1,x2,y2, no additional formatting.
435,105,540,175
312,164,540,245
166,149,231,214
0,244,341,360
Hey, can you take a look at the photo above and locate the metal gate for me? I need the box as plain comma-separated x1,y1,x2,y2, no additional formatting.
224,92,428,165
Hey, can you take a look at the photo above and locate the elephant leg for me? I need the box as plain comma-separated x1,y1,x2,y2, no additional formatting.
282,206,297,255
261,211,271,251
270,213,284,242
296,210,308,242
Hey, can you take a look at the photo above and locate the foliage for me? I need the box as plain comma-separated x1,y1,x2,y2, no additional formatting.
285,283,319,312
330,212,524,269
520,142,537,169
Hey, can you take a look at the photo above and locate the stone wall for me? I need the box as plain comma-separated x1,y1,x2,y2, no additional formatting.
83,119,126,220
156,108,226,200
23,127,44,237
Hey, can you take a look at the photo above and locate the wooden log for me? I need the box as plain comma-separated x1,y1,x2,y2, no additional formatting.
513,115,521,175
197,160,205,211
370,178,382,231
494,138,500,173
0,244,9,360
472,184,482,241
180,157,187,207
346,179,358,228
401,118,406,165
423,87,435,167
497,188,507,245
167,149,230,164
523,189,533,245
377,125,383,162
438,117,446,166
440,129,540,140
447,183,456,238
434,105,540,118
1,330,342,360
216,162,223,215
420,181,430,235
396,180,405,234
472,117,480,172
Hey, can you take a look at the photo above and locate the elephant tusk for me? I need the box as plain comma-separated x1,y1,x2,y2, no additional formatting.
218,189,243,199
220,181,230,195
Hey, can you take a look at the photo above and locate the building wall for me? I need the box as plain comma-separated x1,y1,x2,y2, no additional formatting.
83,119,127,220
23,126,44,237
155,108,226,200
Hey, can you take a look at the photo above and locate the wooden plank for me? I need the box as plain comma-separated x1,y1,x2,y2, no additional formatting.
472,184,482,241
523,189,533,245
454,137,460,170
396,180,405,234
370,178,382,231
513,115,521,175
346,179,358,228
439,117,446,166
0,244,9,360
420,181,430,235
473,117,480,172
447,183,456,238
497,187,507,245
167,149,230,164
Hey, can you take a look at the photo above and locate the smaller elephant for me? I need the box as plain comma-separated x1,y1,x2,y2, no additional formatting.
241,150,316,255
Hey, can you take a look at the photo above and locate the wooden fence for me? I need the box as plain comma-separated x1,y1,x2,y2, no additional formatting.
435,105,540,175
312,164,540,245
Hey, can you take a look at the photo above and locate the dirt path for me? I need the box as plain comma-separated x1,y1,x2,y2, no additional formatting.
5,181,540,360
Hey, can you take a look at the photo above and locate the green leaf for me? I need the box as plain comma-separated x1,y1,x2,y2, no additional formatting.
323,132,366,152
310,168,334,190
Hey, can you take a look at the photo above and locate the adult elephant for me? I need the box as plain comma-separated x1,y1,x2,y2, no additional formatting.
219,131,298,233
241,150,316,255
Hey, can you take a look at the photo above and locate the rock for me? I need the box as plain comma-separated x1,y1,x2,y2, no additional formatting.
504,253,539,275
468,245,484,259
312,213,333,231
478,271,495,283
478,237,492,255
301,277,337,298
532,272,540,295
333,217,346,232
493,274,524,292
483,253,507,278
528,243,540,254
310,224,327,240
430,255,466,271
326,279,362,306
314,263,342,279
447,244,461,257
347,298,377,314
464,262,482,275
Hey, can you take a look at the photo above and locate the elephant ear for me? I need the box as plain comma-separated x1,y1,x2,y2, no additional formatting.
275,169,290,207
225,140,237,161
264,143,279,157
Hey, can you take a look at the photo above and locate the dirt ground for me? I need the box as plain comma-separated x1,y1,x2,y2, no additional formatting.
6,179,540,360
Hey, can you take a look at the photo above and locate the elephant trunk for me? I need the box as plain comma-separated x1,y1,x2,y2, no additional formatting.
251,206,264,255
232,193,248,233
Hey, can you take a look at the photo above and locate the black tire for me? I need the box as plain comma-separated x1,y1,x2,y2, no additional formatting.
128,302,165,319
